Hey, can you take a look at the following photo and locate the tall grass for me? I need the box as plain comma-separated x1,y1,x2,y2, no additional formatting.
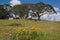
0,19,60,40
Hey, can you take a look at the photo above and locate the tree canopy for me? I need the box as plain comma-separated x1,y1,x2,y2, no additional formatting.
0,2,56,19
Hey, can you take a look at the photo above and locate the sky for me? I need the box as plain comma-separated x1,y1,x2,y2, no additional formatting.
0,0,59,7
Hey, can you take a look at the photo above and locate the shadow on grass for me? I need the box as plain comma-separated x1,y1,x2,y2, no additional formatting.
8,23,22,27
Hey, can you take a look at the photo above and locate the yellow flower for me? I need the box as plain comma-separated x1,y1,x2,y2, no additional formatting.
31,27,38,31
14,27,29,33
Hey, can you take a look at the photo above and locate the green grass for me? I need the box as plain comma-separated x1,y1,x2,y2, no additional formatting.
0,19,60,40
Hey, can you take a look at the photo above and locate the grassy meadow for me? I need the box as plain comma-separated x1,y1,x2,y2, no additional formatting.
0,19,60,40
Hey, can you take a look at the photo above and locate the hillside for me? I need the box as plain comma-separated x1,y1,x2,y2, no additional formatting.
0,19,60,40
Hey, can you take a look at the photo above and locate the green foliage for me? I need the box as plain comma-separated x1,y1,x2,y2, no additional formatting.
0,2,56,19
0,4,10,19
0,9,8,19
12,2,56,18
12,31,45,40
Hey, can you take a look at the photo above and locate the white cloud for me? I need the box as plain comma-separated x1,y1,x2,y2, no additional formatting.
54,7,59,12
40,13,60,21
10,0,21,6
40,7,60,21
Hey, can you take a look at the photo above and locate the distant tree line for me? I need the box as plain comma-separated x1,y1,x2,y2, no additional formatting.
0,2,56,19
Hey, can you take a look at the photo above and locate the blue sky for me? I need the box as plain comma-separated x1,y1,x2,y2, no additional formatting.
0,0,59,6
0,0,60,7
0,0,60,12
